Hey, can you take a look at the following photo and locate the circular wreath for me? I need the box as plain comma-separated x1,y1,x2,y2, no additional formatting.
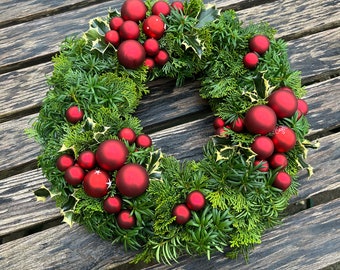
31,0,314,264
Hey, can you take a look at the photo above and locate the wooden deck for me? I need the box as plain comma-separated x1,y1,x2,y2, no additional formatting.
0,0,339,269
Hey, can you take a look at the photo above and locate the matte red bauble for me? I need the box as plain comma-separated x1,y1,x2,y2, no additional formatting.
117,210,136,229
96,139,128,171
271,126,296,153
243,52,259,69
251,136,274,160
83,169,110,198
65,106,84,124
144,58,155,69
171,1,184,11
172,204,191,225
143,15,165,39
277,86,293,93
249,35,270,55
268,89,298,119
297,99,309,115
135,134,152,148
143,38,160,56
272,171,291,191
215,127,229,136
116,163,149,197
154,49,169,66
121,0,147,22
152,1,171,16
117,40,146,69
56,154,74,171
213,117,225,129
268,153,288,170
78,150,96,170
230,117,244,132
64,166,85,186
119,20,140,40
103,196,122,214
105,30,120,47
244,105,277,135
109,17,124,31
254,160,269,172
118,127,136,144
186,190,205,211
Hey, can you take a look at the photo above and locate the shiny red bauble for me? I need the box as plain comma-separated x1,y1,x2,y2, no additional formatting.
297,99,309,115
143,15,165,39
121,0,147,22
154,49,169,66
272,171,291,191
117,209,136,229
119,20,140,40
243,52,259,69
143,38,160,56
117,40,146,69
64,166,85,186
118,127,136,144
135,134,152,148
96,139,128,171
144,58,155,69
171,1,184,11
56,154,74,171
249,35,270,55
172,204,191,225
268,153,288,170
103,195,123,214
83,169,110,198
116,163,149,197
254,160,269,172
251,136,274,160
105,30,120,47
244,105,277,135
77,150,96,170
186,190,205,211
109,17,124,31
213,117,225,129
268,89,298,119
271,126,296,153
230,117,244,132
152,1,171,16
65,106,84,124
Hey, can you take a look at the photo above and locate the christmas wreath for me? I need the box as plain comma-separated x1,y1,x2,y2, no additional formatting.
30,0,315,264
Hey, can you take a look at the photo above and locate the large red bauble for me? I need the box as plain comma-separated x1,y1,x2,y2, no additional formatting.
243,52,259,69
64,166,85,186
143,38,160,56
297,99,309,115
96,139,128,171
65,106,84,124
244,105,277,135
154,49,169,66
78,150,96,170
104,30,120,47
230,117,244,132
117,210,136,229
249,35,270,55
186,191,205,211
121,0,147,22
116,163,149,197
268,90,298,119
135,134,152,148
143,15,165,40
118,127,136,144
119,20,140,40
117,40,146,69
254,160,269,172
268,153,288,170
271,126,296,153
251,136,274,160
56,154,74,171
83,169,110,198
278,86,293,93
152,1,171,16
272,171,291,191
103,196,122,214
172,204,191,225
109,17,124,31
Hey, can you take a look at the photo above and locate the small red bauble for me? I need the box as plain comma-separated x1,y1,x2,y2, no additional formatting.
56,154,74,171
152,1,171,16
65,106,84,124
136,134,152,148
143,38,160,56
116,163,149,197
104,30,120,47
243,52,259,69
268,89,298,119
96,139,128,171
83,169,110,198
144,58,156,69
117,40,146,69
215,127,229,136
143,15,165,40
271,126,296,153
118,127,136,144
249,35,270,55
64,166,85,186
171,1,184,11
297,99,309,115
121,0,147,22
251,136,274,160
103,196,123,214
254,160,269,172
230,117,244,132
186,190,205,211
77,150,96,170
213,117,225,129
272,171,291,191
154,49,169,66
268,153,288,170
172,204,191,225
119,20,140,40
244,105,277,135
117,209,136,229
109,17,124,31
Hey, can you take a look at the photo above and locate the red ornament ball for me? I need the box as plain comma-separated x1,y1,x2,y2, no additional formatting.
64,166,85,186
172,204,191,225
244,105,277,135
103,196,122,214
186,190,205,211
143,38,160,56
116,163,149,197
83,169,110,198
213,117,225,129
278,86,294,93
171,1,184,11
77,150,96,170
121,0,147,22
249,35,270,55
96,139,128,171
117,210,136,229
273,171,292,191
230,117,244,132
152,1,171,16
56,154,74,171
143,15,165,40
251,136,274,160
136,134,152,148
154,49,169,66
118,127,136,144
65,106,84,124
297,99,309,115
268,89,298,119
215,127,229,136
105,30,120,47
271,126,296,153
117,40,146,69
119,20,140,40
109,17,124,31
254,160,269,172
144,58,156,69
243,52,259,69
268,153,288,170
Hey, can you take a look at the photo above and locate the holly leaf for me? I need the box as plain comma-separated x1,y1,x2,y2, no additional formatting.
196,4,220,28
89,17,110,36
84,17,111,54
34,185,60,202
182,35,204,58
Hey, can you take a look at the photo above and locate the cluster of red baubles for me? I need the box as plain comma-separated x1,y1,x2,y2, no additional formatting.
243,35,270,69
214,87,309,191
104,0,184,70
